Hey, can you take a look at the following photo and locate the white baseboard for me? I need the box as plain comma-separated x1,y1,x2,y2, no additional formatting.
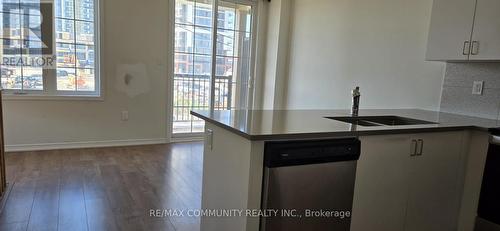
171,136,204,143
5,138,169,152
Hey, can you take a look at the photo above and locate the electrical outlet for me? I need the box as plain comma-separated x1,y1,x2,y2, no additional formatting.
472,81,484,95
121,111,129,121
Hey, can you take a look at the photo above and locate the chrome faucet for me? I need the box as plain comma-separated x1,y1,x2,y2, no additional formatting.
351,86,360,116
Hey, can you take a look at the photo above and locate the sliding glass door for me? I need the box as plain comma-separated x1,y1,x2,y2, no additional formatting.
172,0,256,135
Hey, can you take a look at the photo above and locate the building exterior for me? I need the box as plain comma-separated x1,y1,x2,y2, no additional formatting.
0,0,96,91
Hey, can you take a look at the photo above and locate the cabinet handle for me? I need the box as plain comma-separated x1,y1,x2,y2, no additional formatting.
462,41,471,55
416,139,424,156
411,140,418,156
471,41,479,55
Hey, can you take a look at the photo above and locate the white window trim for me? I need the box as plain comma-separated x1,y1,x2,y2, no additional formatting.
2,0,102,101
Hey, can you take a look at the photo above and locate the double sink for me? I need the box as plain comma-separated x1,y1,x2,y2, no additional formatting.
325,116,437,127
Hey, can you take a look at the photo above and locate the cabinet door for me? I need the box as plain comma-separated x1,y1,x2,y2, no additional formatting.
469,0,500,60
351,135,412,231
426,0,476,61
405,131,464,231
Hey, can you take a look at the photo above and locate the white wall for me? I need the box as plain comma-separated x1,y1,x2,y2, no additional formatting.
3,0,171,149
257,0,293,110
284,0,446,110
260,0,280,109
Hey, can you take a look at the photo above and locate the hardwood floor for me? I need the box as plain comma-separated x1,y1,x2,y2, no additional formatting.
0,142,204,231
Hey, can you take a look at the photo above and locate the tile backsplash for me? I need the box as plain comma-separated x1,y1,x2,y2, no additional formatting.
440,63,500,120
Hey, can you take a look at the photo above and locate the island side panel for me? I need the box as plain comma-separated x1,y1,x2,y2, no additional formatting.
458,131,489,231
246,140,266,231
201,122,264,231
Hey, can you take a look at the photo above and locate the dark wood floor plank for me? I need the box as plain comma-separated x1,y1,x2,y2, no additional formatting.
85,197,119,231
1,142,203,231
0,221,28,231
0,199,31,225
27,186,60,231
81,162,107,200
58,186,88,231
0,181,36,224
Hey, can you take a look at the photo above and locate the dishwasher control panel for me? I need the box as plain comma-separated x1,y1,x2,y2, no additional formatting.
264,138,361,167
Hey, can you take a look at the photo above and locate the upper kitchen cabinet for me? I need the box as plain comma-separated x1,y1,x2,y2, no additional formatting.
426,0,476,61
469,0,500,60
426,0,500,61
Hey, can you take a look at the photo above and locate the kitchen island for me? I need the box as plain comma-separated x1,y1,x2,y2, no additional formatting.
191,109,499,231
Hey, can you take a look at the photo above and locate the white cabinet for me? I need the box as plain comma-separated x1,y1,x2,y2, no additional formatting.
426,0,476,61
352,131,465,231
426,0,500,61
469,0,500,60
351,134,412,231
405,132,464,231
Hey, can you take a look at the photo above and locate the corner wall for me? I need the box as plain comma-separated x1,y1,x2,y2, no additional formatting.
283,0,446,110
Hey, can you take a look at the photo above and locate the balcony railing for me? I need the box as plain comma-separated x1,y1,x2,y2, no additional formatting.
173,74,234,133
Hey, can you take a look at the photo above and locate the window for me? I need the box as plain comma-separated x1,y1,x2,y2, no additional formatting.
172,0,256,134
0,0,99,97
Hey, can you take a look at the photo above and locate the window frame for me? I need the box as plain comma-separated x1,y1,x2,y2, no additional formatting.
1,0,102,100
170,0,259,135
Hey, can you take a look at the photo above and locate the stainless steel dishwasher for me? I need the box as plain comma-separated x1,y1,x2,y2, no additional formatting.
260,138,361,231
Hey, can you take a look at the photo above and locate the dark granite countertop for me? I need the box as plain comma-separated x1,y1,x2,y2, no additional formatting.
191,109,500,140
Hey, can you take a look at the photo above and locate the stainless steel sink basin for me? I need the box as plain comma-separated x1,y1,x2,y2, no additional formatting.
325,116,437,127
325,117,382,126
